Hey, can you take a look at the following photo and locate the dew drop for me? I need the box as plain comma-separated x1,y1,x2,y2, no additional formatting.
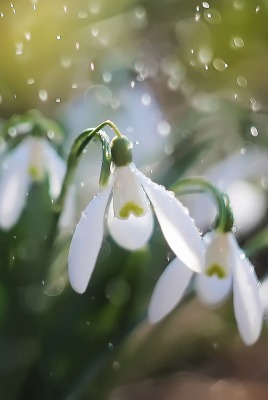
81,210,87,218
25,31,31,41
250,126,258,137
213,58,228,71
198,46,213,64
78,11,88,18
232,36,244,48
237,76,247,87
90,63,95,71
112,361,121,371
56,35,61,40
39,90,48,102
157,120,171,137
42,277,65,296
47,130,55,140
61,57,72,68
89,1,101,14
108,342,113,350
103,71,112,83
15,42,23,56
204,9,222,24
141,93,151,106
202,2,209,8
80,181,85,188
27,78,35,85
130,80,135,88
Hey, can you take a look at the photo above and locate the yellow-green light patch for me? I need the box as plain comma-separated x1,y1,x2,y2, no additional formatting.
206,263,227,279
28,165,43,181
119,202,144,219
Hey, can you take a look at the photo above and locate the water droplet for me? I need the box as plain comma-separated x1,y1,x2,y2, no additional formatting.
27,78,35,85
89,1,101,14
103,71,112,83
112,361,121,371
81,210,87,218
90,63,95,71
55,98,61,103
0,12,4,17
80,181,85,188
39,90,48,102
63,5,67,13
232,36,244,48
237,76,247,87
157,121,171,137
61,57,72,68
240,253,246,260
204,9,221,23
108,343,113,350
78,11,88,18
8,127,17,137
75,42,80,50
198,46,213,64
72,83,78,89
47,130,54,140
141,93,151,106
15,42,23,56
130,81,135,88
56,35,61,40
250,126,258,137
202,2,210,8
42,277,65,296
256,5,261,13
213,58,228,71
25,32,31,41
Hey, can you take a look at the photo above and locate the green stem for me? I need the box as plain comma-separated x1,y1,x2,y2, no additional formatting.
46,120,122,255
171,177,227,232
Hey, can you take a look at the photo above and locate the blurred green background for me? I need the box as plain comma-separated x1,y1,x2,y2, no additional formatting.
1,0,268,399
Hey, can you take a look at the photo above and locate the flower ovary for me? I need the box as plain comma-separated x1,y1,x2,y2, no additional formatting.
111,136,133,167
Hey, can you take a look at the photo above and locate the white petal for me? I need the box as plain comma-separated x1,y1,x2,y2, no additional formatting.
113,165,149,219
132,165,204,272
231,238,263,345
68,185,112,294
148,257,193,323
43,141,66,199
196,273,232,305
0,140,31,229
107,200,154,250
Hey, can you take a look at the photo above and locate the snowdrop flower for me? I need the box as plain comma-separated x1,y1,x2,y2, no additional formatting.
149,230,263,346
0,136,66,229
188,149,268,235
69,135,204,294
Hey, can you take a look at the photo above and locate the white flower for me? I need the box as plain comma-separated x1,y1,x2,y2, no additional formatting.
188,149,268,235
149,230,263,346
0,137,66,229
68,162,204,294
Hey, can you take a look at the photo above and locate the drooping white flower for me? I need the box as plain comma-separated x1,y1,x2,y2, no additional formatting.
68,136,204,294
149,230,263,346
0,136,66,229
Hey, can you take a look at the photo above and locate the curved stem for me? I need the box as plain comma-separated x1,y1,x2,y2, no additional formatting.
171,177,227,232
46,120,122,255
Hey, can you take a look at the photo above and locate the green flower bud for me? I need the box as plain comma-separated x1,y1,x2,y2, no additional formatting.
111,136,133,167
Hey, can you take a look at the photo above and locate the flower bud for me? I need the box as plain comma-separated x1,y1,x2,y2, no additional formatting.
111,136,133,167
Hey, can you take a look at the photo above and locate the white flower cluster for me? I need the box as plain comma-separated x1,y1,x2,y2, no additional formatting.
0,127,263,347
